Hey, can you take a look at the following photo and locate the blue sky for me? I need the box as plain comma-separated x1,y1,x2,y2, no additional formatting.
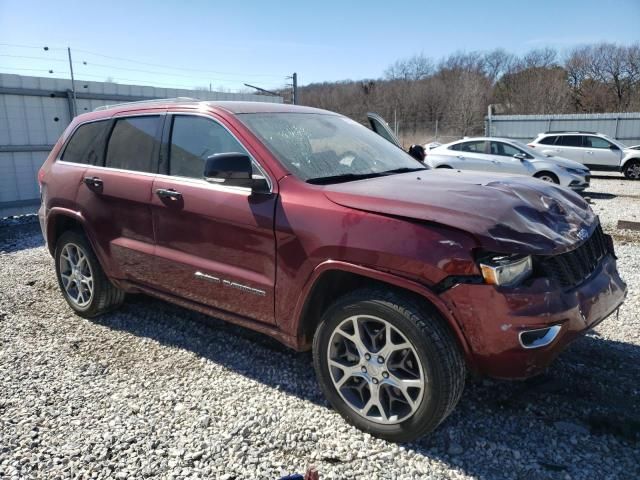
1,0,638,92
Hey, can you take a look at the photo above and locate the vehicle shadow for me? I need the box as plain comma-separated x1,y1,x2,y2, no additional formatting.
91,294,640,479
0,224,44,253
583,192,617,200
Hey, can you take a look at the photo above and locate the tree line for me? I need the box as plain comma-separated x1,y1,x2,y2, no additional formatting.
296,43,640,143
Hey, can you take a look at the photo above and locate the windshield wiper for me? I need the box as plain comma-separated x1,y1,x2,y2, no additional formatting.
307,167,428,185
307,172,386,185
379,167,428,174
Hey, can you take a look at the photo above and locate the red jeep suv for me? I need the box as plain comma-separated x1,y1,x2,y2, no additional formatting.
38,99,627,442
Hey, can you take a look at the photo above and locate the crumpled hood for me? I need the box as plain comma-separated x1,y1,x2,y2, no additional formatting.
323,170,596,255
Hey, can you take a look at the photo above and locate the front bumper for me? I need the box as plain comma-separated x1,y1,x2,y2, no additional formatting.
440,254,626,379
569,175,590,192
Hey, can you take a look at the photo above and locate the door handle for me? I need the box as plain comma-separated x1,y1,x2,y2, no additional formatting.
83,176,103,188
155,188,182,200
586,151,594,155
491,160,499,164
456,155,464,159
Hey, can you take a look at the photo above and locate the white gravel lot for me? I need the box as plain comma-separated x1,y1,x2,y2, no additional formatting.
1,176,639,480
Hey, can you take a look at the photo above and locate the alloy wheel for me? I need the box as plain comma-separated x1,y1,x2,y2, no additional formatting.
627,163,640,179
59,243,94,308
327,315,425,424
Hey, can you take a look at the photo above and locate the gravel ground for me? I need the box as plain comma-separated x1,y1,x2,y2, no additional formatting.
1,177,639,480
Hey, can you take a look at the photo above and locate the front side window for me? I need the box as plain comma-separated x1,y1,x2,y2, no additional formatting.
584,136,612,149
61,120,110,165
458,141,487,153
557,135,583,147
105,116,160,173
490,141,521,157
169,116,249,178
238,113,423,183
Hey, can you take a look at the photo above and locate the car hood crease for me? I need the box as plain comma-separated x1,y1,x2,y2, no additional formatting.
322,171,596,255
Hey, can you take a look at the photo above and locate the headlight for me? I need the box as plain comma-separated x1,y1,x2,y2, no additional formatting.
565,167,589,176
479,254,532,286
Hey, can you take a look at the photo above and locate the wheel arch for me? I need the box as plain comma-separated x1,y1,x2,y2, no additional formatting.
294,261,473,362
621,155,640,169
534,170,559,183
45,208,87,256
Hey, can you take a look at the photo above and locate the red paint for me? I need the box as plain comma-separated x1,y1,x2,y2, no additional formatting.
38,100,627,380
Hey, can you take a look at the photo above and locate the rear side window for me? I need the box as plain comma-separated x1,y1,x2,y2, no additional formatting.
169,115,249,179
556,135,583,147
458,141,487,153
538,136,557,145
105,116,160,173
61,120,110,165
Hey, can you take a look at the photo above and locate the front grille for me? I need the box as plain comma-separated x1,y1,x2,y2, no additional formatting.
536,224,611,290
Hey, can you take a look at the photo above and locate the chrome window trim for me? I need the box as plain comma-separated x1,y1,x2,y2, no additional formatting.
57,160,255,195
55,111,275,194
167,112,274,193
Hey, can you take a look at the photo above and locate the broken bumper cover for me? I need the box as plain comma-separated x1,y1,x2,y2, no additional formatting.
441,254,626,379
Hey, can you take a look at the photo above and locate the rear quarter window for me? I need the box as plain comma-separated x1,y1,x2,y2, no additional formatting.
61,120,110,165
538,136,557,145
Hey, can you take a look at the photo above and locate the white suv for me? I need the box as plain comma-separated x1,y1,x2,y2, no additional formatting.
528,132,640,179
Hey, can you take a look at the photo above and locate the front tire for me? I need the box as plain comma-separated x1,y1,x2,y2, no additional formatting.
534,171,559,183
623,160,640,180
313,289,465,442
54,230,125,318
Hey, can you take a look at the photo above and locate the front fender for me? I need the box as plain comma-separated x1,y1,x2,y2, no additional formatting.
291,259,474,362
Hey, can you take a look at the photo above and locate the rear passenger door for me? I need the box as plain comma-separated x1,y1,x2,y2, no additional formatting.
549,135,584,163
151,114,277,325
76,114,163,284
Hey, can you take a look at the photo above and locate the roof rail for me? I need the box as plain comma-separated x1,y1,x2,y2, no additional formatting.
543,130,599,135
93,97,199,112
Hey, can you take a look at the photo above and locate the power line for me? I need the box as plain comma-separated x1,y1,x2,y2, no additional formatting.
0,53,68,62
72,47,285,78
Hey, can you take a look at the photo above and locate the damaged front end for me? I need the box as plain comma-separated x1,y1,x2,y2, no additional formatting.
439,222,626,379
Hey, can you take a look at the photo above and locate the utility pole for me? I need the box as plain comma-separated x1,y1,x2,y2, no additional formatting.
67,47,78,117
292,72,297,105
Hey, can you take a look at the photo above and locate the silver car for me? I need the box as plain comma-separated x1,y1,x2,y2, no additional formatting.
425,137,591,192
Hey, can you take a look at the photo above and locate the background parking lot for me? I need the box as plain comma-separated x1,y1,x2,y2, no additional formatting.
1,175,639,480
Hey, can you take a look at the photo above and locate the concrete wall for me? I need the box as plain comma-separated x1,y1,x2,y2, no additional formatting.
485,112,640,145
0,73,283,218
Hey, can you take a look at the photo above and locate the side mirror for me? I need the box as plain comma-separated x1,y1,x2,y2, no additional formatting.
609,144,620,151
204,153,254,189
513,153,527,161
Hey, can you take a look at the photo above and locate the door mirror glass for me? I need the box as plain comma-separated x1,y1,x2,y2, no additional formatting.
513,152,527,161
204,153,253,188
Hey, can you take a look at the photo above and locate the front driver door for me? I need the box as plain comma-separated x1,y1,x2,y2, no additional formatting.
488,141,531,175
449,140,491,171
582,136,622,168
151,114,277,325
367,113,403,148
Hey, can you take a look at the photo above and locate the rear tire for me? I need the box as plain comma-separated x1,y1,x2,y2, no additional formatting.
312,288,465,442
534,171,559,183
623,160,640,180
54,230,125,318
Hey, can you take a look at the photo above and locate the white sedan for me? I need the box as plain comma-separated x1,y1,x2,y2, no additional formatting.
425,137,591,192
